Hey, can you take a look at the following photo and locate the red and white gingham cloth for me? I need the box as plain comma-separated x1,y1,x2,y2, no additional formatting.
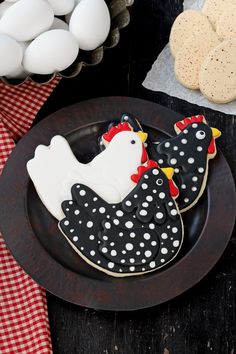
0,76,61,354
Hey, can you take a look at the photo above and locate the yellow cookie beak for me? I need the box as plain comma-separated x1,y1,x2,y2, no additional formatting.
161,167,174,180
211,127,221,139
136,131,148,143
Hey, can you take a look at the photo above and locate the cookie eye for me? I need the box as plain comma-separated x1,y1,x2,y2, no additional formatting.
156,179,163,186
131,140,136,144
196,130,206,140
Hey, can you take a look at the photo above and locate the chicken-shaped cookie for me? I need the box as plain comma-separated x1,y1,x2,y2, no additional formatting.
59,162,183,277
27,122,148,220
155,115,221,212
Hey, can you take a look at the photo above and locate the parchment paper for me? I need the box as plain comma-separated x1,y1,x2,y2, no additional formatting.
142,0,236,115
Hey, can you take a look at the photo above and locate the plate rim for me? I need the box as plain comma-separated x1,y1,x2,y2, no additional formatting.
0,96,235,311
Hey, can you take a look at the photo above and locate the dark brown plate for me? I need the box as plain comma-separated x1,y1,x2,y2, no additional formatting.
0,97,235,311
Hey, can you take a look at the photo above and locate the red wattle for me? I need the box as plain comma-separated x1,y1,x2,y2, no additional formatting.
208,138,216,155
169,179,179,198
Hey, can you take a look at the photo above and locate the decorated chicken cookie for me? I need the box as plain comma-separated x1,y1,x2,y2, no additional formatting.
155,115,221,212
59,162,183,277
27,122,148,220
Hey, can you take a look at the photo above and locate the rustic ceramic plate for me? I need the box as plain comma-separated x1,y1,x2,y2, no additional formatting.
0,97,235,311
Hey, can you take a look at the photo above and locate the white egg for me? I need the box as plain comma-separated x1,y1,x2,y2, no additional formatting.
65,0,83,23
69,0,110,51
50,18,69,31
0,0,54,41
0,34,23,76
47,0,75,15
23,29,79,74
0,2,13,18
6,65,29,79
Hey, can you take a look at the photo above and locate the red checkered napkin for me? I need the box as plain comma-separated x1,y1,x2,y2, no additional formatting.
0,77,61,354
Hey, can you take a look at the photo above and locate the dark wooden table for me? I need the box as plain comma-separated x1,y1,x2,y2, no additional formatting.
35,1,236,353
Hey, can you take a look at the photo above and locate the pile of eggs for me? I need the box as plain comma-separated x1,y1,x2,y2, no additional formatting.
0,0,111,78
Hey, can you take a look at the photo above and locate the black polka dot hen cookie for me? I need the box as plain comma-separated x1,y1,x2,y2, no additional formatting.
59,162,184,277
155,115,221,212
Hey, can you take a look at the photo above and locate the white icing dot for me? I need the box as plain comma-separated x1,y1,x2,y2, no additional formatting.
87,221,93,228
161,233,168,239
159,192,165,199
188,157,195,164
125,243,133,251
119,232,123,237
150,261,156,268
76,185,80,189
144,174,149,179
183,129,188,134
73,210,79,216
140,242,145,247
121,259,125,263
181,184,186,189
79,190,86,196
171,209,178,216
152,169,159,175
70,229,74,233
175,168,179,173
125,200,131,206
170,158,177,165
110,242,115,246
142,268,145,271
116,210,124,217
144,233,151,240
134,194,138,198
165,142,170,148
146,196,153,202
151,241,157,246
184,198,189,203
149,223,155,230
113,219,120,225
92,209,96,213
129,266,135,272
179,151,185,156
79,220,82,224
173,146,178,150
161,248,168,254
112,205,116,208
130,258,135,263
105,222,111,229
142,202,149,208
181,138,187,144
145,250,152,258
64,220,69,226
130,232,135,238
122,250,126,254
103,235,108,240
168,202,173,206
99,207,106,214
156,212,164,219
161,259,165,263
142,183,148,190
97,260,101,264
84,203,88,207
192,186,197,192
125,221,133,229
197,146,203,152
172,227,178,233
69,201,73,205
66,208,69,211
142,259,146,263
192,176,198,182
108,262,114,269
198,167,204,173
93,197,98,201
90,250,95,256
167,225,171,229
102,247,108,253
80,247,84,251
136,251,141,255
73,236,78,242
192,123,198,128
140,210,147,216
153,189,157,193
89,235,95,240
111,250,117,256
173,240,180,247
158,159,164,164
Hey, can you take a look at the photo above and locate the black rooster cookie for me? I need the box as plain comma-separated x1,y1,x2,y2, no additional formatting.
59,162,184,277
155,115,221,212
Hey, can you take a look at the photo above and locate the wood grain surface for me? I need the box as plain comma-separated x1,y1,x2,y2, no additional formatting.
33,0,236,353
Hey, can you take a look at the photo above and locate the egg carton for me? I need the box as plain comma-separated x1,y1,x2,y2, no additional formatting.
0,0,134,86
